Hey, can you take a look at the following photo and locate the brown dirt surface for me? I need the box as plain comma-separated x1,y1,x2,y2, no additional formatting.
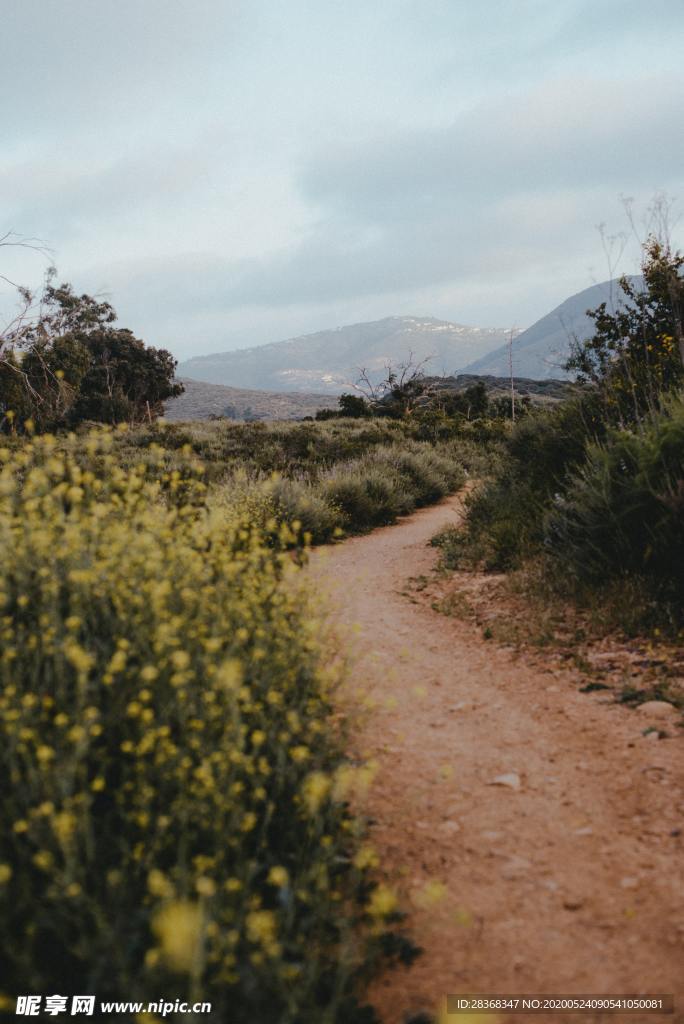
310,494,684,1024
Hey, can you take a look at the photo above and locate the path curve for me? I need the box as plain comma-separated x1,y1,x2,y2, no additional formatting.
310,494,684,1024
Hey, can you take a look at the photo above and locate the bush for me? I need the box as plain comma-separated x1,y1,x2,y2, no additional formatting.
546,392,684,607
266,474,341,542
323,468,404,530
0,433,395,1022
323,443,465,533
454,395,603,570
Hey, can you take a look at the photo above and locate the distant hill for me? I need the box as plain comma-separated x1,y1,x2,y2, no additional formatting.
462,278,642,380
163,379,337,421
177,316,519,394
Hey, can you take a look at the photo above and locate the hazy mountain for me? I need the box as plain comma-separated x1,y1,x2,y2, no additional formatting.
164,379,336,421
178,316,518,394
462,277,642,380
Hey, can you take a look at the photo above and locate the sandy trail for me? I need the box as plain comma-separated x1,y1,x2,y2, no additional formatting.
310,494,684,1024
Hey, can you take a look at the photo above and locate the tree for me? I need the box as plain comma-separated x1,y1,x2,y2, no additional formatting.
566,238,684,423
353,353,430,418
1,277,183,432
338,393,371,418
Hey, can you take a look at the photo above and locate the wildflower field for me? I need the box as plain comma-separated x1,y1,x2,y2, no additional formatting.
0,421,461,1021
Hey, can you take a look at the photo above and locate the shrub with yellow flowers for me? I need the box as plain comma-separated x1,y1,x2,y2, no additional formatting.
0,431,407,1023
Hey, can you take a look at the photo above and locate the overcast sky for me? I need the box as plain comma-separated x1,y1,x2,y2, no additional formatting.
2,0,683,360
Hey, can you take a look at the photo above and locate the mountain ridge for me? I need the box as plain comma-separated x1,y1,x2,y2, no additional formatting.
176,278,641,392
178,315,519,394
462,277,642,379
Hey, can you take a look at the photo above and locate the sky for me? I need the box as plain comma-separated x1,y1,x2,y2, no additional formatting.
1,0,683,361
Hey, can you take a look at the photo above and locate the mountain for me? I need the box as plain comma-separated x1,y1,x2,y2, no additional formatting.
163,379,336,421
177,316,518,394
462,277,642,380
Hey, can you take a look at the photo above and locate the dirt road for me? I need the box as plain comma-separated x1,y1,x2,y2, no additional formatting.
311,494,684,1024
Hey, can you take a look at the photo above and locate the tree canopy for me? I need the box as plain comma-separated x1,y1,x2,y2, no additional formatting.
1,276,183,432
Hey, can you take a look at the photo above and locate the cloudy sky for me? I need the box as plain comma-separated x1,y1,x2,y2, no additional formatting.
2,0,683,360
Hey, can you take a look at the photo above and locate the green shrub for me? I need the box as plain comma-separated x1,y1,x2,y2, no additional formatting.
323,443,465,533
323,467,404,530
546,392,684,607
266,474,341,542
454,395,604,570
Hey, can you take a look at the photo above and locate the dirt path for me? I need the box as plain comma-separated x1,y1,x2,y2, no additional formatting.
310,494,684,1024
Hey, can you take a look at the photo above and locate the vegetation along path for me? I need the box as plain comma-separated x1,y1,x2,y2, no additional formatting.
311,494,684,1024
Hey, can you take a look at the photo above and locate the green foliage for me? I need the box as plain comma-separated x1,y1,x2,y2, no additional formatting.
566,239,684,421
447,239,684,620
316,394,371,420
208,439,466,542
265,475,341,542
1,278,182,432
546,392,684,606
449,395,604,570
435,381,489,419
339,393,372,418
321,443,464,533
1,419,469,543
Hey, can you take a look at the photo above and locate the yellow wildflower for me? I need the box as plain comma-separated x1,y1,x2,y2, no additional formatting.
151,901,202,973
302,771,330,813
367,884,398,917
267,866,289,888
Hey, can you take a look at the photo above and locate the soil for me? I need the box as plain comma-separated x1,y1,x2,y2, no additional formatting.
310,494,684,1024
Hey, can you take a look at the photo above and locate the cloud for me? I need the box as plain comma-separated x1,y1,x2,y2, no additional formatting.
100,74,679,319
302,75,683,215
2,2,683,359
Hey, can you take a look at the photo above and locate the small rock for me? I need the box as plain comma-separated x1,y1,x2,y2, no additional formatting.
489,772,521,791
501,856,532,879
636,700,678,719
589,651,619,664
574,826,593,836
620,876,639,889
440,820,461,834
563,896,584,910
